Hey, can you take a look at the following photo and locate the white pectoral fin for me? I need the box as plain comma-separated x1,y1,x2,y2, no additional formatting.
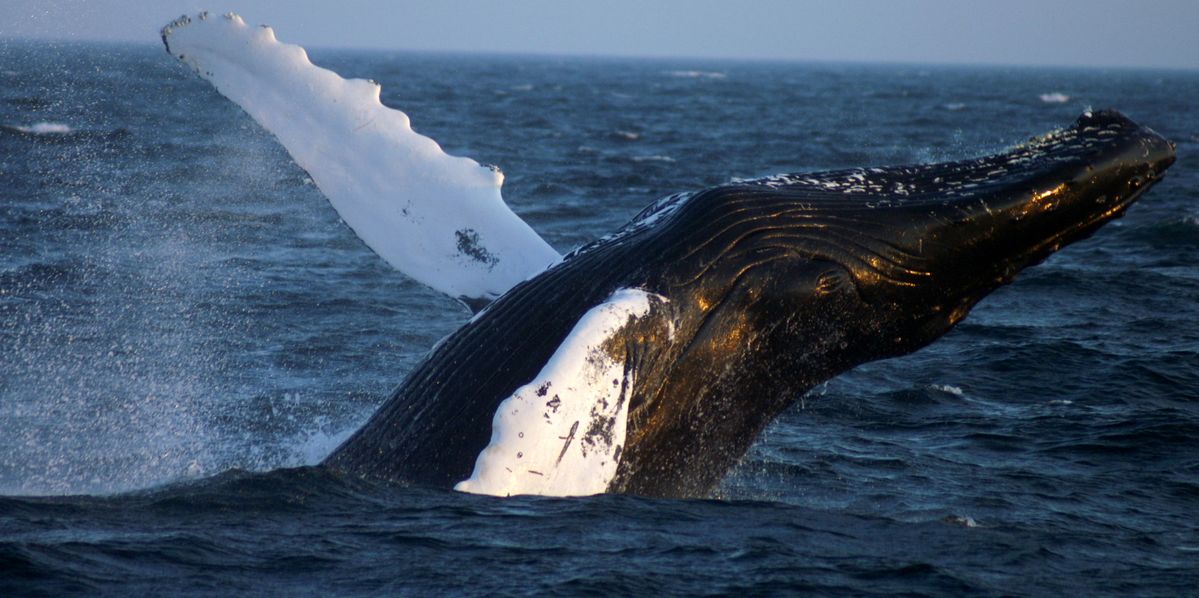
161,13,561,306
455,289,671,497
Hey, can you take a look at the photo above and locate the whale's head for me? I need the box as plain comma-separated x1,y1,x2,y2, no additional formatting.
814,110,1176,359
617,110,1174,496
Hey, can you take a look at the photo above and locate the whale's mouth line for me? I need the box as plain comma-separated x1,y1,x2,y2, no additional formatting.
1016,170,1167,272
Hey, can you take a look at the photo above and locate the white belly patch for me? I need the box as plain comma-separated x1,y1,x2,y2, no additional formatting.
454,288,668,497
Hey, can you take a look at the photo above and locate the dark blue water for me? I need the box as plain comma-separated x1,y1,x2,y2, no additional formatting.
1,40,1197,594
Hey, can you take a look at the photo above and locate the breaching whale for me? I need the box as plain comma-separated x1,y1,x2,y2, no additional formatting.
162,13,1176,498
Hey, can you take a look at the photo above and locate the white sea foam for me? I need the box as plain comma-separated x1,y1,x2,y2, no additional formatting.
1039,92,1070,104
666,70,727,79
11,122,73,135
930,384,964,396
943,515,979,528
943,103,967,111
631,154,676,163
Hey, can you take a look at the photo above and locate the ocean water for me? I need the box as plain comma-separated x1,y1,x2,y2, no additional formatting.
1,40,1197,594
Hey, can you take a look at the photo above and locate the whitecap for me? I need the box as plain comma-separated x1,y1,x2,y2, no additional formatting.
183,459,205,477
665,70,727,80
631,154,676,163
943,515,979,528
1039,92,1070,104
943,102,967,111
10,121,73,135
930,384,964,396
613,130,640,141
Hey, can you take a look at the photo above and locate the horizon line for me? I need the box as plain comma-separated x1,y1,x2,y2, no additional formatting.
3,35,1196,74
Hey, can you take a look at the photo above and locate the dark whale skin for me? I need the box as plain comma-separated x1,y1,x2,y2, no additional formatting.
324,110,1176,498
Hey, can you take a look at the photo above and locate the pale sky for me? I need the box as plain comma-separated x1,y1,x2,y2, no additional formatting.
3,0,1197,69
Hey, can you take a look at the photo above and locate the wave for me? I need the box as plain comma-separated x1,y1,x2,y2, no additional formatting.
1039,92,1070,104
1121,214,1199,249
630,154,676,163
3,96,52,108
4,121,73,135
928,384,964,396
943,103,967,111
665,70,727,80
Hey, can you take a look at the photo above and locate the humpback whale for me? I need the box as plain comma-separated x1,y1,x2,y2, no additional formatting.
162,14,1177,498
